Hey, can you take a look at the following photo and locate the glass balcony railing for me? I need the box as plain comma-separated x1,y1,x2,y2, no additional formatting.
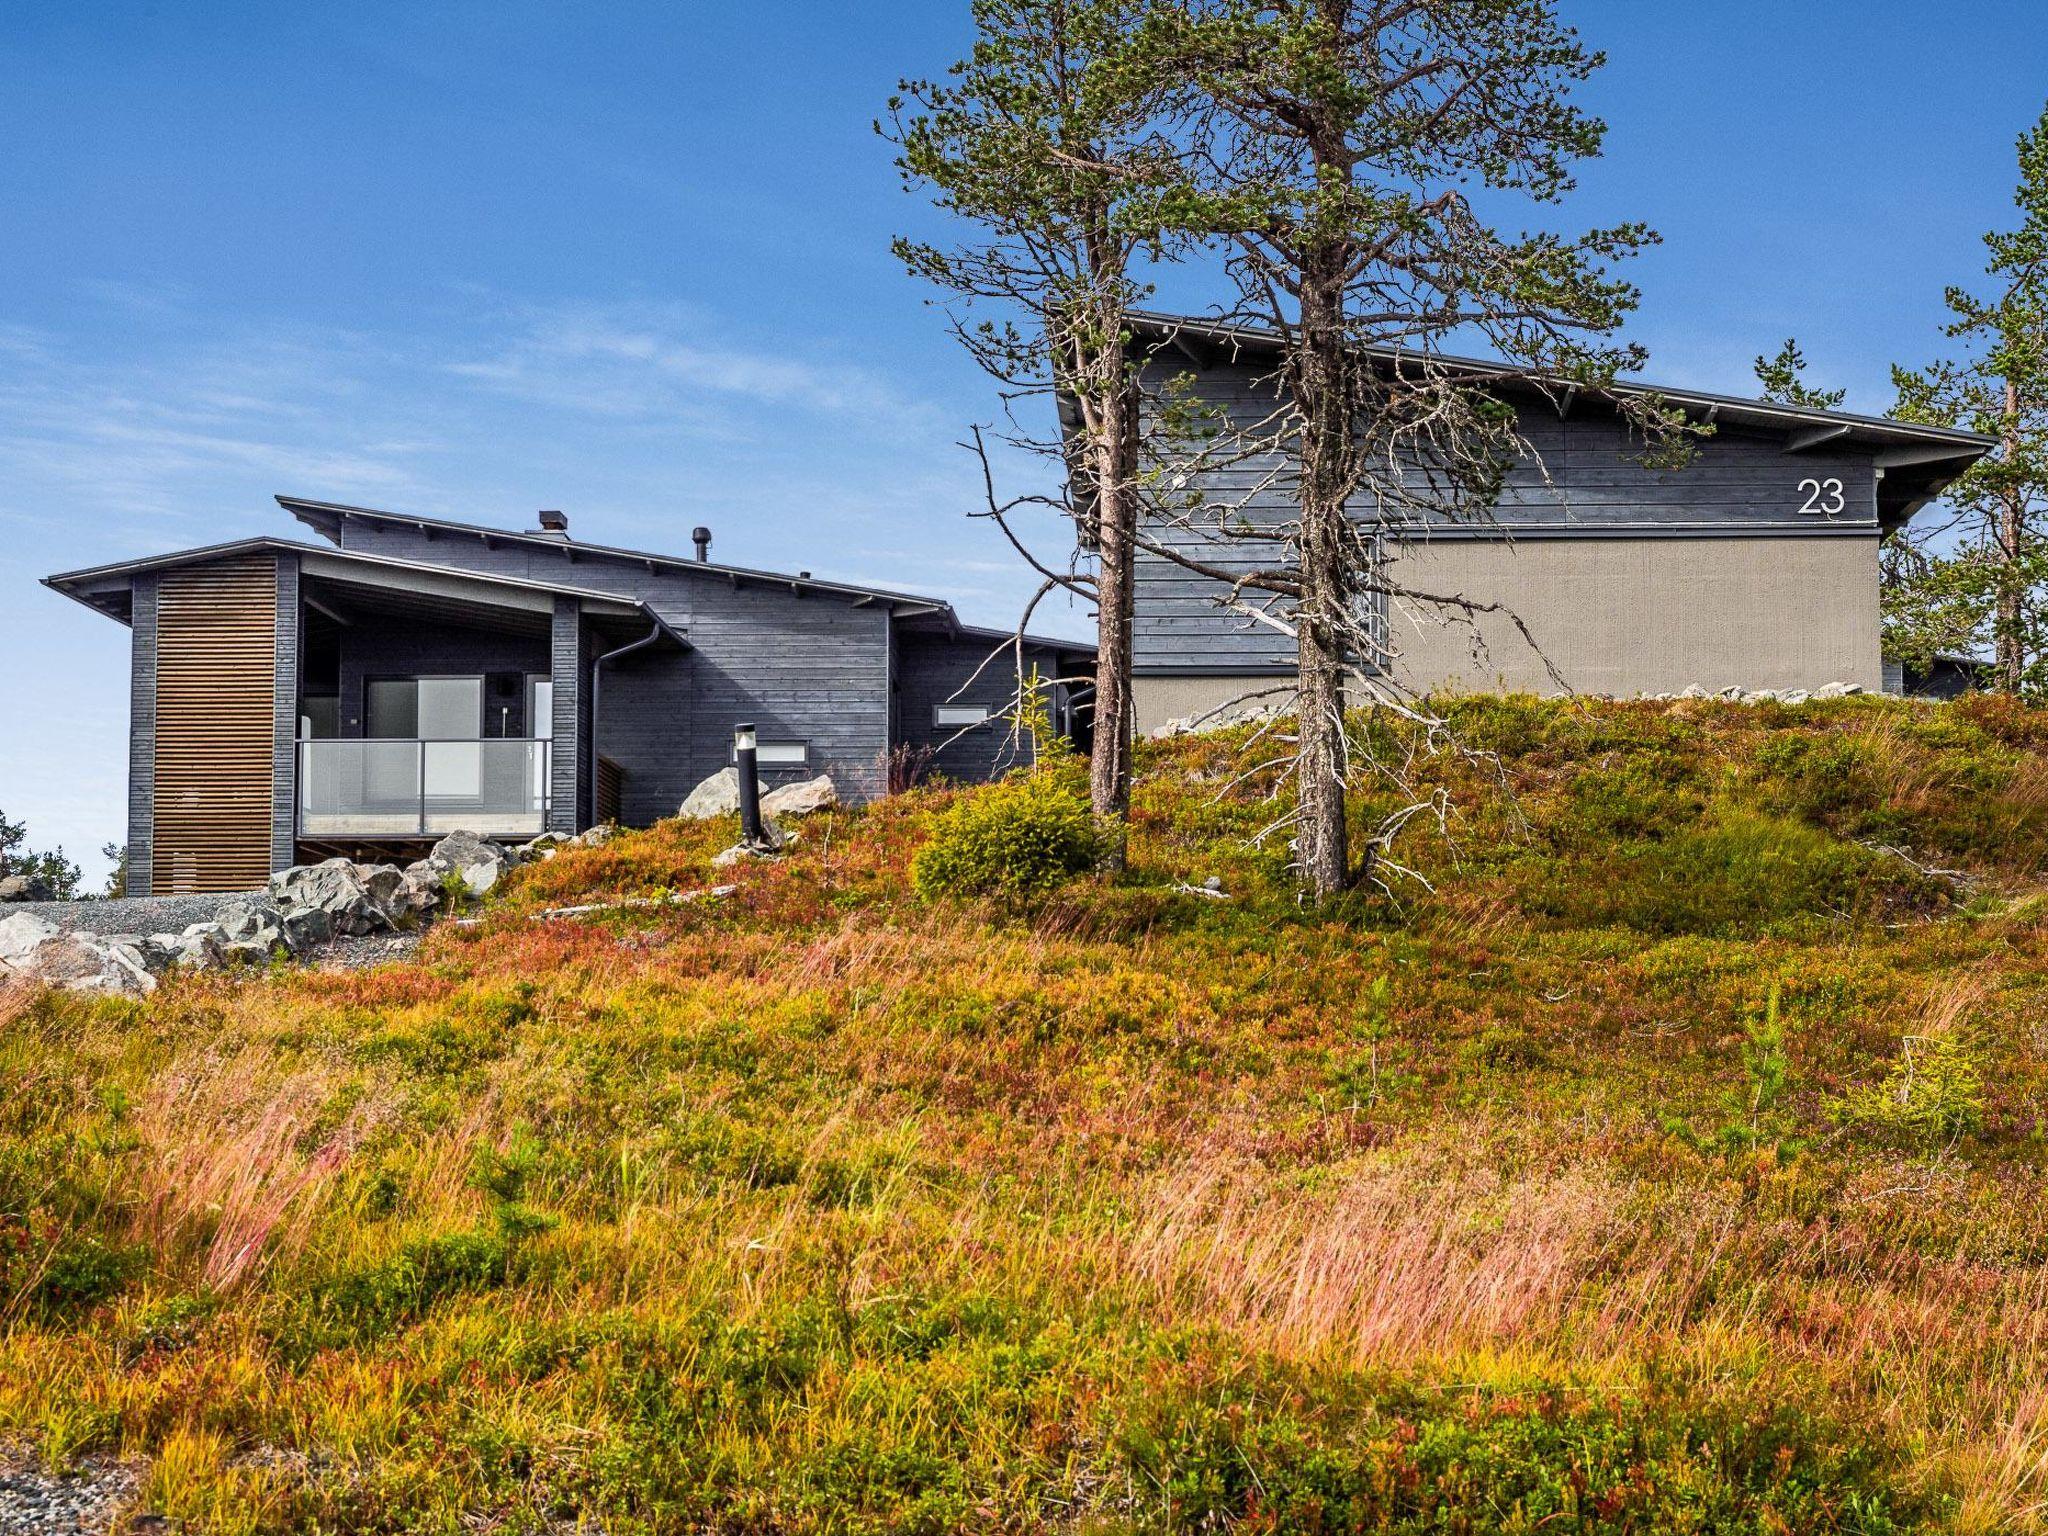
298,739,551,838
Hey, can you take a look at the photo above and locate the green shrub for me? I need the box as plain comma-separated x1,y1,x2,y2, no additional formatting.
300,1229,509,1349
1831,1026,1986,1148
1523,810,1938,937
0,1222,148,1319
911,774,1101,904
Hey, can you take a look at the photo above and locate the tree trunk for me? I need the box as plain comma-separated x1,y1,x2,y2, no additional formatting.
1290,256,1353,900
1088,375,1139,865
1998,377,2025,695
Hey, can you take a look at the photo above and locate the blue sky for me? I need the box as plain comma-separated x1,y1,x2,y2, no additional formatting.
3,1,2045,883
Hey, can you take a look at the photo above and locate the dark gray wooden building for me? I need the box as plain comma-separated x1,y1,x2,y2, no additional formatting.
1106,314,1996,730
45,498,1091,895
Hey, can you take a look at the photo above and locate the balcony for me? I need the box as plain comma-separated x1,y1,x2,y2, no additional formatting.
298,739,551,839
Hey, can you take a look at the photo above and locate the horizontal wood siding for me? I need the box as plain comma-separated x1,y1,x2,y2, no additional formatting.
549,598,584,834
153,556,277,892
1132,357,1886,675
894,633,1074,783
598,649,694,825
335,522,893,805
595,756,624,824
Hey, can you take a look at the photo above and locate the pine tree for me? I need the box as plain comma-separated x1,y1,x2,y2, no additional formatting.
886,0,1190,862
1140,0,1679,898
1754,339,1846,410
1889,104,2048,697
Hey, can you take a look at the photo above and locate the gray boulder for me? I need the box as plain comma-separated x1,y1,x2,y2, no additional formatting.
281,905,334,951
0,914,156,997
133,934,185,975
678,768,740,819
215,898,293,958
170,924,229,971
396,861,448,918
99,933,181,978
421,831,513,898
569,824,614,848
518,832,572,861
357,863,408,909
269,858,400,936
36,933,156,997
0,871,56,903
0,911,60,972
761,775,837,818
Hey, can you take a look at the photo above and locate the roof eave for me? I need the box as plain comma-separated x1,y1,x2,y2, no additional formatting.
1118,310,1999,457
275,495,956,611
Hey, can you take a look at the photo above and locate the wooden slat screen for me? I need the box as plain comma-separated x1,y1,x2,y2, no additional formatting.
596,754,623,826
154,557,277,892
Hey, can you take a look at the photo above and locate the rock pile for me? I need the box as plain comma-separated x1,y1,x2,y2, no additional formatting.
1651,682,1868,705
675,769,839,822
1146,683,1873,738
0,827,598,999
1148,703,1288,741
676,770,838,864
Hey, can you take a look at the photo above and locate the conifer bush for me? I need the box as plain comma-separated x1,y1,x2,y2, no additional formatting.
910,772,1101,903
1831,1026,1987,1148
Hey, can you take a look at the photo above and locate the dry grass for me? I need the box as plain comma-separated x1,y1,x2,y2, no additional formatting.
4,697,2048,1531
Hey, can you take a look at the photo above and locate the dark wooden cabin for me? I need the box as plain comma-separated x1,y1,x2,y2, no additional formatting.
46,500,1092,895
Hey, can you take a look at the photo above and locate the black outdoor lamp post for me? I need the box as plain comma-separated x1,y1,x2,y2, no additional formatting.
733,722,764,847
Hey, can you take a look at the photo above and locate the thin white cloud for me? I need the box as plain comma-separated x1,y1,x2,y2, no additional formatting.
444,301,947,436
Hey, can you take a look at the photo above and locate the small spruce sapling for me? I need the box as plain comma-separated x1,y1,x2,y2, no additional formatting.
1830,1027,1986,1149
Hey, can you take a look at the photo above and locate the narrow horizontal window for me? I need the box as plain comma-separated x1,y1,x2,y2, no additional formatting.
934,703,993,729
733,739,810,768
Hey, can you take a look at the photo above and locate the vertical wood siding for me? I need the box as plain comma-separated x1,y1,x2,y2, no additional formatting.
153,556,278,892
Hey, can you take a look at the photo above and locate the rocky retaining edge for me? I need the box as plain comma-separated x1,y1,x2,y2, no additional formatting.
0,827,611,999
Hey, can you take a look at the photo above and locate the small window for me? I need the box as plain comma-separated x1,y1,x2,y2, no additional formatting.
733,739,810,769
934,703,993,729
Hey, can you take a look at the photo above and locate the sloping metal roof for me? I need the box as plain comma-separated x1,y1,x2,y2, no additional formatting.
1066,311,1994,534
1121,310,1997,454
43,537,683,645
275,496,1095,652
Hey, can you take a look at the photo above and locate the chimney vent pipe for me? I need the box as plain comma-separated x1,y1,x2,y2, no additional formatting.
692,526,712,562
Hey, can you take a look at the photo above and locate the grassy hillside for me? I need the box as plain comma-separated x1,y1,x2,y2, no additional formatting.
6,695,2048,1533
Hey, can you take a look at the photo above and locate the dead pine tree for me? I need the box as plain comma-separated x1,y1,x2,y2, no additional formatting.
884,0,1192,866
1146,0,1687,899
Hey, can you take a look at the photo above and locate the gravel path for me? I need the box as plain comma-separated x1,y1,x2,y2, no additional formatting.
0,1448,141,1533
2,892,256,938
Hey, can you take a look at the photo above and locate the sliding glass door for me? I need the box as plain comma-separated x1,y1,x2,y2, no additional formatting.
366,676,483,800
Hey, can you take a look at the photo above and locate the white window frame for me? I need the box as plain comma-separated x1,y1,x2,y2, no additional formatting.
732,738,811,770
933,702,994,730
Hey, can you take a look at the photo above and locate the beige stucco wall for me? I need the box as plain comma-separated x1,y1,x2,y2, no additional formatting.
1133,535,1882,732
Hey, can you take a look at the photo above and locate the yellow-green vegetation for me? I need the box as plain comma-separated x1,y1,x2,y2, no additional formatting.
7,694,2048,1533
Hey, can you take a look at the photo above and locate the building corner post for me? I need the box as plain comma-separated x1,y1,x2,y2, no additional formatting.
269,553,300,875
548,597,584,833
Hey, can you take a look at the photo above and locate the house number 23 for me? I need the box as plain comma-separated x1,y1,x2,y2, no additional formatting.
1798,477,1846,517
